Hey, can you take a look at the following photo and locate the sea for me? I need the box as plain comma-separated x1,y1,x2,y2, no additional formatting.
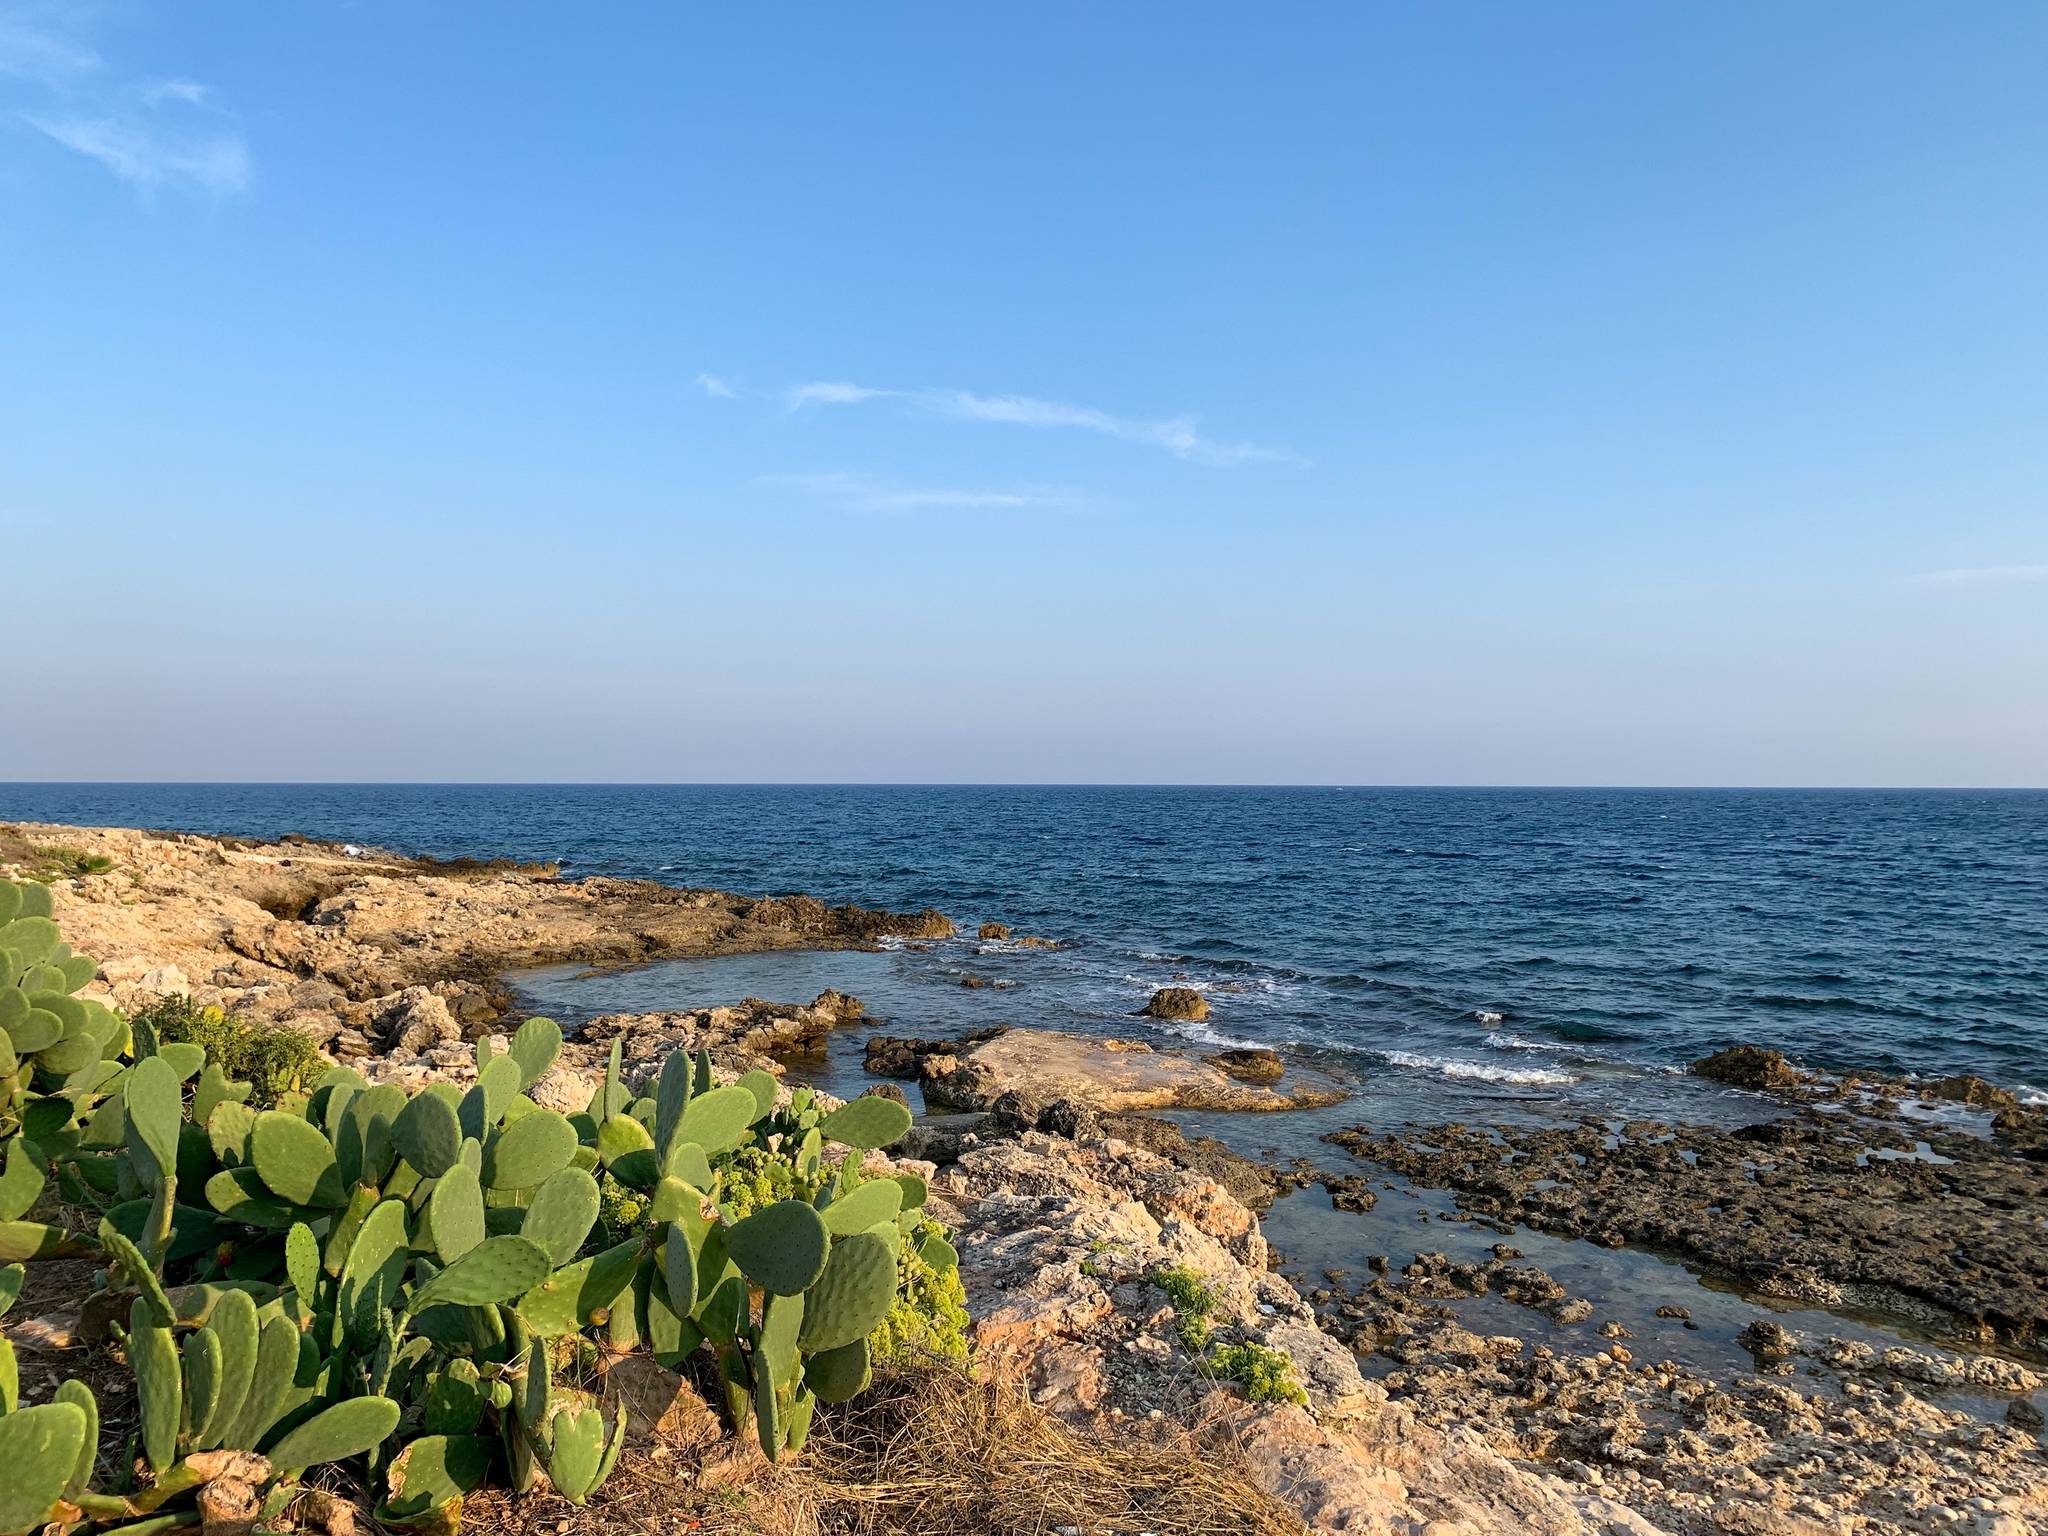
8,783,2043,1100
9,782,2048,1394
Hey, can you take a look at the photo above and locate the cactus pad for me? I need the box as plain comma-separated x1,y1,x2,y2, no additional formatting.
797,1227,898,1354
806,1336,873,1403
675,1084,757,1155
265,1393,401,1474
520,1165,600,1266
485,1108,577,1192
820,1178,902,1237
410,1234,551,1312
428,1161,487,1263
251,1110,346,1208
0,1401,89,1536
509,1015,563,1090
726,1199,829,1295
818,1094,912,1151
394,1091,464,1179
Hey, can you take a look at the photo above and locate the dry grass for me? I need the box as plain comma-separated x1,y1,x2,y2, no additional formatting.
464,1364,1304,1536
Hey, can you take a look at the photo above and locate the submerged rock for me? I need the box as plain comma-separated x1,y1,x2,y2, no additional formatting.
1142,985,1210,1022
1690,1043,1806,1090
1207,1046,1285,1083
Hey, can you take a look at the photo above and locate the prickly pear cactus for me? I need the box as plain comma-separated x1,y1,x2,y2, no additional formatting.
0,884,962,1527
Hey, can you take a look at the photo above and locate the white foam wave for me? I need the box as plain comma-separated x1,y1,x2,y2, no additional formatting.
1383,1049,1576,1087
1474,1009,1505,1025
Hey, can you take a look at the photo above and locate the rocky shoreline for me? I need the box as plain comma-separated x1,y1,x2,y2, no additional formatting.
10,821,2048,1534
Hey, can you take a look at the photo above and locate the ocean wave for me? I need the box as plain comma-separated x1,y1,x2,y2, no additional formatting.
1382,1049,1577,1086
1474,1009,1505,1025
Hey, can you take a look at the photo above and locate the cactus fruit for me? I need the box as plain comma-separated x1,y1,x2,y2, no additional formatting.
725,1199,829,1295
818,1094,913,1151
0,1400,89,1536
265,1394,401,1475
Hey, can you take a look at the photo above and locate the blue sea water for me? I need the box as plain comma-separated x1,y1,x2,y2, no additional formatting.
6,784,2045,1105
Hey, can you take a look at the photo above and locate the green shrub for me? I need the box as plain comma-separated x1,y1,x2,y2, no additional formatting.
1149,1264,1219,1350
872,1215,969,1363
1206,1340,1307,1405
128,994,324,1105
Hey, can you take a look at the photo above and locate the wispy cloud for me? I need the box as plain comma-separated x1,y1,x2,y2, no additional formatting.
5,11,251,198
0,18,101,83
27,113,250,196
141,76,208,107
1915,563,2048,586
764,471,1083,515
785,380,898,410
694,372,738,399
784,378,1289,465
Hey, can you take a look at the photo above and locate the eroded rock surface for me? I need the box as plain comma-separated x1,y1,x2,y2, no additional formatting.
1328,1109,2048,1353
914,1026,1345,1113
8,822,947,1044
939,1128,1678,1534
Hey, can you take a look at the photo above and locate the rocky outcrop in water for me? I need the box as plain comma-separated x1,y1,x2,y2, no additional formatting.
1142,985,1210,1022
7,823,951,1035
1328,1105,2048,1353
908,1026,1346,1113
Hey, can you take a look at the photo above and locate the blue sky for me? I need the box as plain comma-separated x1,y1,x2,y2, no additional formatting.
4,3,2044,785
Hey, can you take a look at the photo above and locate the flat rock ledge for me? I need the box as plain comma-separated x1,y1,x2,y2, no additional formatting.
879,1025,1347,1113
6,822,949,1055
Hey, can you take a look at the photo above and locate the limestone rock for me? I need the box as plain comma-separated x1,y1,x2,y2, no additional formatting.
1690,1044,1804,1091
1143,986,1210,1022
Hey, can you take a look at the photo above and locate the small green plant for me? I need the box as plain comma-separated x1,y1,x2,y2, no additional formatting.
1206,1340,1306,1405
1149,1264,1218,1350
871,1215,968,1363
128,994,324,1105
21,846,114,883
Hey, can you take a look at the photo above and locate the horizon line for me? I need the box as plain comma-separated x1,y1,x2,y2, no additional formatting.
4,780,2045,794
